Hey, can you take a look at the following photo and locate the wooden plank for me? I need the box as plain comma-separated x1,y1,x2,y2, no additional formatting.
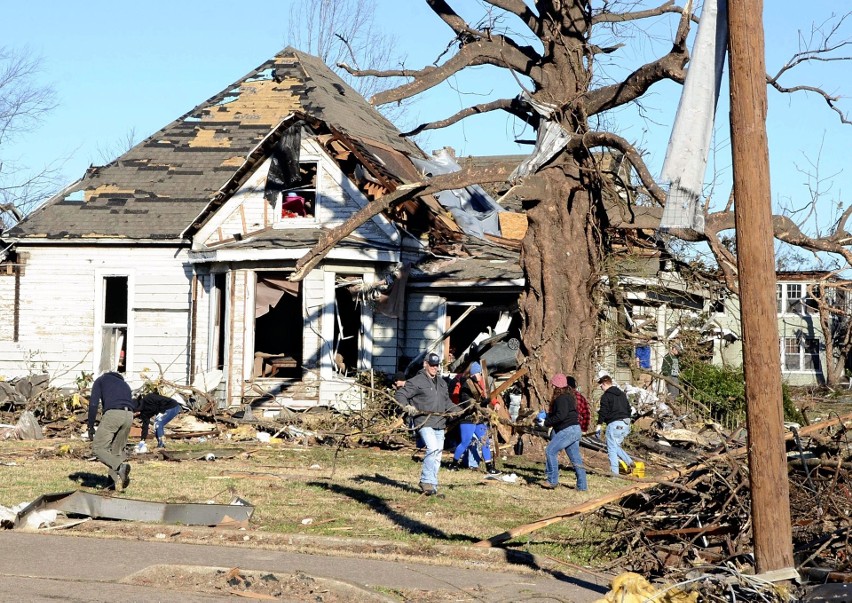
481,360,512,445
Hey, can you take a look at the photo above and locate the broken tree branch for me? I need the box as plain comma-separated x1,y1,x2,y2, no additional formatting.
290,163,516,281
584,4,691,115
401,97,533,136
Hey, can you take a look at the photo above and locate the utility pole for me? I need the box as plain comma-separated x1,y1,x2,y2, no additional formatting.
727,0,794,572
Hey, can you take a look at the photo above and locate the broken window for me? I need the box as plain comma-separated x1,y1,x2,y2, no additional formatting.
333,280,362,376
274,162,317,220
253,273,302,378
100,276,128,374
262,122,317,221
445,304,520,373
209,273,226,371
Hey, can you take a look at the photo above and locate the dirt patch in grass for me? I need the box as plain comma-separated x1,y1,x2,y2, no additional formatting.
125,565,395,602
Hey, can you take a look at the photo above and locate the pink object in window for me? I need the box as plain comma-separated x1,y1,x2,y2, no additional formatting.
281,193,307,218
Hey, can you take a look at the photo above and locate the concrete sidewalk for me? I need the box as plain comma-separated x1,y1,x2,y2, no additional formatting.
0,531,610,602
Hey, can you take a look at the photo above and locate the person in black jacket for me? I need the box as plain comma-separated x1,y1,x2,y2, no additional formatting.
394,352,461,495
87,371,137,491
136,392,184,449
596,374,635,475
541,373,587,490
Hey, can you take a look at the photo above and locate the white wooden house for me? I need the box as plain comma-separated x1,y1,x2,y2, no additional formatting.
0,48,456,410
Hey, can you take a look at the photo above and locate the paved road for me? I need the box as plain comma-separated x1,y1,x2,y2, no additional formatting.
0,531,610,602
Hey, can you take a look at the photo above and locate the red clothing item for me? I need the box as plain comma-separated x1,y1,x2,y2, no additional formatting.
575,391,591,432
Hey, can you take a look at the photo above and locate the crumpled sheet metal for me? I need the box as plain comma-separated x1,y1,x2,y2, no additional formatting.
13,491,254,529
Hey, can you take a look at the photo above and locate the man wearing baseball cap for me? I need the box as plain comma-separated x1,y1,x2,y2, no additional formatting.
394,352,460,495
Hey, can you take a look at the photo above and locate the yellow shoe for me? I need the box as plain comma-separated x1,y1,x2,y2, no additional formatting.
631,462,645,478
618,460,630,474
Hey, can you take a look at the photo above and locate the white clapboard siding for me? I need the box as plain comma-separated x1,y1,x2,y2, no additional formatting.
0,246,195,389
371,311,400,375
404,294,446,361
316,166,385,242
0,274,14,342
205,158,273,245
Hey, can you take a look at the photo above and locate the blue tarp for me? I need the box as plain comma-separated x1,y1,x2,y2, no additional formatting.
411,149,504,239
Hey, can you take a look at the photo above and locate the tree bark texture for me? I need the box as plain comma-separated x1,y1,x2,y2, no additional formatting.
519,159,601,407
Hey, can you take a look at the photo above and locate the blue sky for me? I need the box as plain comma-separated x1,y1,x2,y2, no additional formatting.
2,0,849,245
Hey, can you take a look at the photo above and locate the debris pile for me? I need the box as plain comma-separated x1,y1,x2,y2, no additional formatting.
593,414,851,581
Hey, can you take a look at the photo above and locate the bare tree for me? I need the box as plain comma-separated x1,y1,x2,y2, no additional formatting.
808,279,852,386
0,47,58,228
297,2,849,399
286,0,410,124
95,127,138,166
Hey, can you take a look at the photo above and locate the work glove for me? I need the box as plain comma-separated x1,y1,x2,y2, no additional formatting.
594,425,602,440
535,411,547,426
403,405,417,416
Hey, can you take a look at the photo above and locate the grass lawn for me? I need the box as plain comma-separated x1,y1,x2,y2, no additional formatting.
0,437,620,564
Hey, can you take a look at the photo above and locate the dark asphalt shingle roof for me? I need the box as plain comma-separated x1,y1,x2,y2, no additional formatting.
11,48,422,242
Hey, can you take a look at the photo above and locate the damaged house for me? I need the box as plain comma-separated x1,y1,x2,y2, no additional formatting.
0,48,530,410
0,47,752,411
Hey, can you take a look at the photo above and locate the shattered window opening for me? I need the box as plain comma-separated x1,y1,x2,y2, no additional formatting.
333,280,362,376
210,273,226,372
782,336,821,372
100,276,128,374
253,273,302,379
275,162,317,221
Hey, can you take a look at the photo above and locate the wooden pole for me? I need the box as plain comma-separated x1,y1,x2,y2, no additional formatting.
727,0,794,572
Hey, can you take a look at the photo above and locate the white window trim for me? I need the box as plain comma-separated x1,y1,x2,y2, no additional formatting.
777,281,816,317
780,336,820,373
92,269,135,377
272,157,320,229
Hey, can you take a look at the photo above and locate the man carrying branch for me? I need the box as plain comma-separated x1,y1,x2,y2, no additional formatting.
394,352,461,496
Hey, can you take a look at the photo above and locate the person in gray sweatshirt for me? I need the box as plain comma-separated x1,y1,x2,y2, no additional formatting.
394,353,460,495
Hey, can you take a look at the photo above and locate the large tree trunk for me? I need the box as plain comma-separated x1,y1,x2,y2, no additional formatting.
519,155,602,408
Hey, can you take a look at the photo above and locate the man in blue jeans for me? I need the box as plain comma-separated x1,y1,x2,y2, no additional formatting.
394,353,460,495
596,374,635,475
136,392,185,449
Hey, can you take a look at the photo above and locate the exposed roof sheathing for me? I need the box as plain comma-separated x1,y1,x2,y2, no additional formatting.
11,48,422,242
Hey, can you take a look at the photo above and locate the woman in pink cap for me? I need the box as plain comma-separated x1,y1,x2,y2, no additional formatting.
541,373,588,491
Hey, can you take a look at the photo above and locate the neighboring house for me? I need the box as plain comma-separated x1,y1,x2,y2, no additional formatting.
1,48,517,410
704,271,838,386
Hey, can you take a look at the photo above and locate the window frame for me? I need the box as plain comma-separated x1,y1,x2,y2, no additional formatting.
272,160,319,228
777,281,817,316
780,336,821,372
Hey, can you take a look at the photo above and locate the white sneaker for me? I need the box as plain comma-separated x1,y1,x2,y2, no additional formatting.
134,441,148,454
